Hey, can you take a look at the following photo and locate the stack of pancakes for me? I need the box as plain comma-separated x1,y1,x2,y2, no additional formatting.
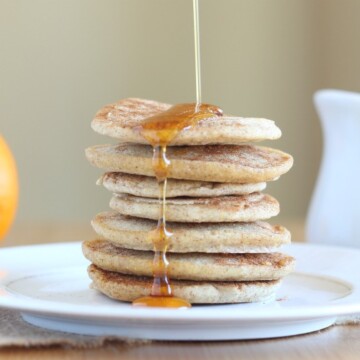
84,98,295,304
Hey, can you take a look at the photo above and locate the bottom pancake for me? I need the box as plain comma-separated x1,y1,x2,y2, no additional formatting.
88,264,281,304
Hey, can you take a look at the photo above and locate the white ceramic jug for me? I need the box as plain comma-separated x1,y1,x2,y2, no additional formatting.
306,89,360,247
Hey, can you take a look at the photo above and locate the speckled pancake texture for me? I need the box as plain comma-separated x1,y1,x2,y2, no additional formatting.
109,193,279,223
91,211,290,253
91,98,282,146
88,264,281,304
83,239,295,281
86,143,293,183
99,172,267,198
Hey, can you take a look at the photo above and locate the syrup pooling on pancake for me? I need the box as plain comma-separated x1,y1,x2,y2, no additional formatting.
132,104,223,309
136,103,223,150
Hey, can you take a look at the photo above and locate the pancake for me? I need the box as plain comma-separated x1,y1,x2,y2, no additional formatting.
91,211,290,253
88,264,281,304
91,98,282,145
83,239,295,281
86,144,293,183
109,193,279,223
99,172,267,198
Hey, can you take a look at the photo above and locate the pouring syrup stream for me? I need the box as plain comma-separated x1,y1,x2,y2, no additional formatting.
193,0,202,105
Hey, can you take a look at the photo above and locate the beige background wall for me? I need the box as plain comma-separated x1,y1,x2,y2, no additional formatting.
1,0,360,229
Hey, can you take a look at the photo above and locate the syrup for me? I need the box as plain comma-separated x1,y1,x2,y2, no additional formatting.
132,0,223,308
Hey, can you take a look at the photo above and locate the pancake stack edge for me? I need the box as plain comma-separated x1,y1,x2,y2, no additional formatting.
84,98,295,304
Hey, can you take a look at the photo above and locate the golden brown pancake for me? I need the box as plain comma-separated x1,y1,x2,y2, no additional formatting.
88,264,281,304
91,211,290,253
91,98,282,145
99,172,267,198
109,193,279,223
83,239,295,281
85,144,293,183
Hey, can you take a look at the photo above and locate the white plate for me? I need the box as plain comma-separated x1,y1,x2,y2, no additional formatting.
0,242,359,340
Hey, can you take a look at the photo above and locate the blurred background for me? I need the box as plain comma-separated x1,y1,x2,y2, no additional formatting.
1,0,360,244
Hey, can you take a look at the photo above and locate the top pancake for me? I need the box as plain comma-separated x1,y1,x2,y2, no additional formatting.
91,98,282,145
86,144,293,183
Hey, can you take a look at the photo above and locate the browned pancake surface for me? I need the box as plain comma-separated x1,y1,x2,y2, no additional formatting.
100,172,267,198
88,264,281,304
91,98,282,145
86,143,293,183
91,211,291,253
83,239,295,281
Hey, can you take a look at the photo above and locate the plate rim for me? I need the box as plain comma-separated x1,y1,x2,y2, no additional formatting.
0,241,360,322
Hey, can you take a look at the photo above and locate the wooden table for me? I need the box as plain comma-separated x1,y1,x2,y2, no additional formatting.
1,221,359,360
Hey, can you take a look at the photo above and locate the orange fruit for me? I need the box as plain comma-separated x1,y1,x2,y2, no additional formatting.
0,136,18,240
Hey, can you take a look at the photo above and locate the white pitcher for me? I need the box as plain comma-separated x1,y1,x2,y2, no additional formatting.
306,89,360,247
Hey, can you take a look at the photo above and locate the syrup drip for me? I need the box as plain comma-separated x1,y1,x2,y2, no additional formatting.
132,103,223,309
132,0,223,308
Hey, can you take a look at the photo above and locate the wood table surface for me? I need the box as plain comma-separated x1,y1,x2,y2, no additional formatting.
1,220,359,360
